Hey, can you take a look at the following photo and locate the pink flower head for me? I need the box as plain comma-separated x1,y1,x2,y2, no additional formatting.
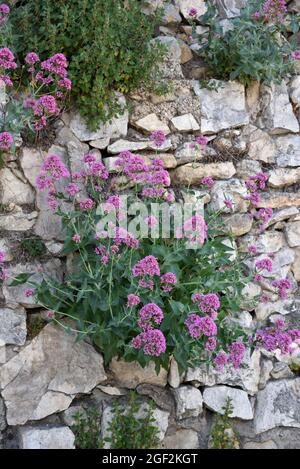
150,130,166,148
0,131,13,150
0,250,5,263
0,48,17,69
65,183,80,197
34,95,59,116
113,227,139,249
177,214,207,248
0,74,13,87
25,52,40,72
192,293,221,317
196,135,208,146
79,198,94,210
185,313,217,338
72,234,81,244
132,329,166,356
132,255,160,278
248,244,257,255
272,278,292,299
292,50,300,60
214,351,229,371
255,258,273,273
188,7,198,17
224,197,234,210
127,294,141,308
25,289,35,298
228,341,246,369
201,176,214,189
144,216,158,228
205,336,217,351
46,310,55,319
58,77,72,90
0,3,10,15
138,303,164,330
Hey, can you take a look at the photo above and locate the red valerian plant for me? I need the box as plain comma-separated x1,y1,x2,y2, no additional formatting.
0,5,71,165
2,135,299,372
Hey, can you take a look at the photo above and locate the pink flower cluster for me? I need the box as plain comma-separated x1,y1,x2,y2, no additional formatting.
132,255,160,278
73,153,109,183
36,154,70,210
150,130,166,148
160,272,177,293
201,176,214,190
192,293,221,319
176,214,207,248
255,257,273,273
132,303,166,356
256,320,300,355
0,249,8,281
127,294,141,308
272,278,292,300
0,3,9,25
0,47,17,87
185,313,217,338
0,131,13,151
214,341,246,371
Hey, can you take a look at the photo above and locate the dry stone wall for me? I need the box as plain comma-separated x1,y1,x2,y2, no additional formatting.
0,0,300,449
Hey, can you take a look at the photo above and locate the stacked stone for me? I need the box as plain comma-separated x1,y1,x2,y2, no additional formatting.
0,0,300,449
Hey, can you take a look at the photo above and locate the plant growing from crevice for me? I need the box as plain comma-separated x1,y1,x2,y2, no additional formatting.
9,0,166,129
72,407,102,449
20,237,47,258
209,398,240,449
194,0,300,86
105,392,160,449
27,315,46,340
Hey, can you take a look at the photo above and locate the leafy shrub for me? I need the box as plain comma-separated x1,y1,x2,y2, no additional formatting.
21,237,47,258
105,392,160,449
10,0,165,129
3,136,300,372
195,0,300,85
72,408,102,449
209,398,240,449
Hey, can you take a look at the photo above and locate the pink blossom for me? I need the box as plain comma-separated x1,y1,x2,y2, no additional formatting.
127,294,141,308
150,130,166,148
65,183,80,197
132,329,166,356
224,198,234,210
201,176,214,189
79,198,94,210
138,303,164,330
205,337,217,351
132,255,160,278
214,351,229,371
25,289,35,298
144,216,158,228
0,48,17,69
0,251,5,263
0,131,13,150
188,7,198,17
248,245,257,255
185,314,217,338
228,341,246,369
72,234,81,244
255,258,273,273
292,50,300,60
196,136,208,146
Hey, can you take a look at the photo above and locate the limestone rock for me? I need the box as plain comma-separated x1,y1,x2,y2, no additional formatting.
203,386,253,420
109,358,168,389
224,213,253,236
0,168,35,205
173,385,203,419
0,323,107,425
239,232,285,254
255,299,295,321
269,168,300,188
0,307,26,346
0,238,12,261
259,82,299,134
193,80,249,134
0,397,5,432
236,159,262,180
186,350,261,396
179,41,193,64
107,138,172,154
285,221,300,247
61,405,86,426
243,440,277,449
162,429,199,449
171,162,236,185
242,126,276,163
152,36,183,79
162,3,182,24
171,114,200,132
276,135,300,167
69,95,128,142
216,0,247,18
257,192,300,209
254,379,300,434
89,138,110,149
20,147,45,186
289,75,300,107
175,142,205,163
19,426,75,449
267,207,299,227
0,207,37,231
209,179,249,213
271,362,294,380
134,113,170,135
292,247,300,281
2,259,62,308
177,0,207,20
168,357,181,388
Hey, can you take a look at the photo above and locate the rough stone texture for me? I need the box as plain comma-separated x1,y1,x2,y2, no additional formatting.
175,142,205,163
107,138,172,154
259,82,300,134
0,307,26,346
162,429,199,449
257,192,300,209
0,397,6,432
109,358,168,389
254,379,300,434
2,259,62,308
209,179,249,213
216,0,247,18
171,162,236,185
255,298,295,321
275,135,300,167
173,385,203,419
177,0,207,19
0,323,107,425
171,113,200,131
203,386,253,420
18,426,75,449
269,167,300,187
239,232,285,254
242,126,276,163
0,207,37,231
134,113,170,135
285,221,300,247
193,80,249,134
186,350,261,395
224,213,253,236
69,95,128,142
243,440,277,449
292,247,300,281
0,168,35,205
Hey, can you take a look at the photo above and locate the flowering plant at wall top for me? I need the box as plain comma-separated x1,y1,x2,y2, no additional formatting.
2,131,299,373
192,0,300,85
0,5,71,165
